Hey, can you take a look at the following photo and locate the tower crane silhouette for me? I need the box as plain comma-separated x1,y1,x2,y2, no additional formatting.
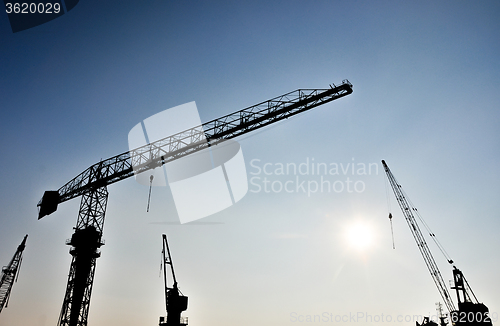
37,80,353,326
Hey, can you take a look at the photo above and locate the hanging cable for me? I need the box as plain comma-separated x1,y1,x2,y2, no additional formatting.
385,174,392,213
159,251,163,278
147,175,154,212
404,189,454,265
385,175,395,249
389,213,395,249
14,256,23,282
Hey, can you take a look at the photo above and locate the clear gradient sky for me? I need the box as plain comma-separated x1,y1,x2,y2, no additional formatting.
1,1,499,326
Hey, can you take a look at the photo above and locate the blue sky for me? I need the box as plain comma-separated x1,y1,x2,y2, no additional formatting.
1,1,499,325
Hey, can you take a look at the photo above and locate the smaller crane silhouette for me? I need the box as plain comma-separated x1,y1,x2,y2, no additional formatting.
383,160,493,326
0,235,27,313
159,234,188,326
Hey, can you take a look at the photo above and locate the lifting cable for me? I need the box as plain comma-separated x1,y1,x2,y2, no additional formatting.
159,251,163,278
389,213,395,249
385,172,453,264
385,176,396,249
406,194,454,265
147,175,154,212
15,256,23,283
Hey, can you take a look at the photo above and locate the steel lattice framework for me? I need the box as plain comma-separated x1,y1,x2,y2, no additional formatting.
0,235,27,314
37,80,353,326
39,81,353,212
382,160,456,313
58,187,108,326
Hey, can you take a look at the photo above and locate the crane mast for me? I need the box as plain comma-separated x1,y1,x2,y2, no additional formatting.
0,235,27,314
381,160,456,313
56,188,108,326
37,81,353,326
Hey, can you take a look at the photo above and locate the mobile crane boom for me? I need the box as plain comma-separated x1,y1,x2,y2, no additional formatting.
160,234,188,326
382,160,456,313
0,235,27,313
382,160,493,326
37,80,353,326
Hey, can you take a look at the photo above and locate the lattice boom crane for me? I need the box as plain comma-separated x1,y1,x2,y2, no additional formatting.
159,234,188,326
37,80,353,326
0,235,27,314
382,160,455,313
382,160,493,326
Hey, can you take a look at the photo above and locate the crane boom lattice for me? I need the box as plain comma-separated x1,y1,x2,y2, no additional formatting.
57,187,108,326
0,235,27,313
382,160,456,313
37,81,353,326
38,81,353,216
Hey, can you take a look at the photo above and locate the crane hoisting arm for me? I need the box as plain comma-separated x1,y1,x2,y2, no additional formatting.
382,160,456,314
37,81,353,218
0,235,28,313
160,234,188,326
36,80,352,326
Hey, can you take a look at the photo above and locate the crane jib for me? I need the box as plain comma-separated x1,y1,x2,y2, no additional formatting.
37,81,353,219
37,81,353,326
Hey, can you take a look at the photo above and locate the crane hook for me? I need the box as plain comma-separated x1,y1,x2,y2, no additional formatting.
389,213,395,249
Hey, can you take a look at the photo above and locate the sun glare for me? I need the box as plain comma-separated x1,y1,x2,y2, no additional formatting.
345,223,373,251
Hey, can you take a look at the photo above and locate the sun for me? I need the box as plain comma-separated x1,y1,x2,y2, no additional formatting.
345,222,374,251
